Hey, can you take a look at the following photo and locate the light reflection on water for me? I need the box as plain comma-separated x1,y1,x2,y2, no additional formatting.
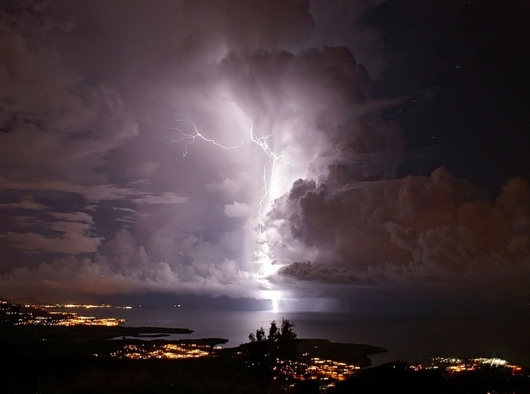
68,307,530,367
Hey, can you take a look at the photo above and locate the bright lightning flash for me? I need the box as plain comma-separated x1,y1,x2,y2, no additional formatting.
247,121,290,233
169,113,246,157
169,112,290,235
268,290,282,313
169,112,289,304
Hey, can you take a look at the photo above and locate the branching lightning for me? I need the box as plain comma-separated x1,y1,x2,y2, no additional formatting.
170,113,289,230
247,120,289,234
169,113,290,282
169,113,246,156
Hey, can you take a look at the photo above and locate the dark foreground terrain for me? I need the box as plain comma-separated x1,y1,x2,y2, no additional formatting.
1,325,529,394
328,361,530,394
0,325,264,394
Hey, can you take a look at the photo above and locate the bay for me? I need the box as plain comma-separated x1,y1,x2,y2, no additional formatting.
67,306,530,367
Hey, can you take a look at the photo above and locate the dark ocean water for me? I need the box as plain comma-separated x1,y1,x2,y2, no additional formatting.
68,306,530,367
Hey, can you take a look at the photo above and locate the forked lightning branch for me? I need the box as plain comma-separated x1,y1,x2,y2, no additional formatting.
168,113,290,281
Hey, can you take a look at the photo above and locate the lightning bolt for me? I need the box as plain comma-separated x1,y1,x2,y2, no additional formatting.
169,113,246,156
248,120,290,278
247,120,289,233
169,113,289,279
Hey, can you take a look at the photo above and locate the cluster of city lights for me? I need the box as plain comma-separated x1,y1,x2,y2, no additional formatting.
273,357,361,382
0,301,125,327
410,357,523,375
39,303,132,309
46,314,125,327
108,343,211,360
11,312,124,327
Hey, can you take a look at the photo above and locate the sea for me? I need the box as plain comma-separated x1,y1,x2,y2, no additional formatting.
64,306,530,367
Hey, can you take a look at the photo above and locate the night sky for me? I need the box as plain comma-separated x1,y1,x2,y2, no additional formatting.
1,0,529,311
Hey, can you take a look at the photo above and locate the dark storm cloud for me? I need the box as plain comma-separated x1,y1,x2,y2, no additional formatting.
0,195,46,210
0,19,138,183
309,0,388,77
217,46,404,183
1,0,526,304
0,227,257,300
270,169,530,297
0,0,331,301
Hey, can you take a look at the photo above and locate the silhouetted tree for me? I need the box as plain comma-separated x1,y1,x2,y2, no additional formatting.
277,318,297,360
247,318,298,370
248,326,266,343
268,320,278,342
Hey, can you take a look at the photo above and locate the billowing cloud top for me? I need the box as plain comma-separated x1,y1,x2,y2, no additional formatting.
0,0,528,305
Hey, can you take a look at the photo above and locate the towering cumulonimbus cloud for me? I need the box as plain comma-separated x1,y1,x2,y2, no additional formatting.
0,0,346,301
217,46,404,198
211,46,406,288
1,0,529,303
